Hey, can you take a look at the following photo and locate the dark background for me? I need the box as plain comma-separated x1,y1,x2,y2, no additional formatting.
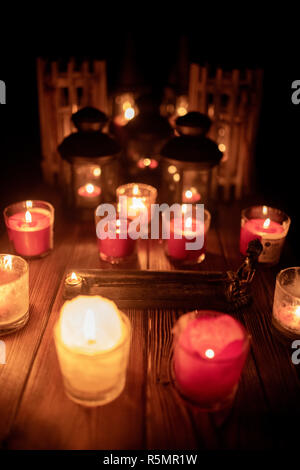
0,28,299,259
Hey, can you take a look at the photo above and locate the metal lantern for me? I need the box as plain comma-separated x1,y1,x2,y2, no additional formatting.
160,112,222,210
123,94,173,184
58,107,122,219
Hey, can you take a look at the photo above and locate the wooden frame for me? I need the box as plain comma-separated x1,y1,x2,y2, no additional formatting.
37,58,108,184
189,64,263,200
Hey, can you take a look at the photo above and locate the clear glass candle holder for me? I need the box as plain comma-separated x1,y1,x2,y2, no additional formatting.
272,267,300,338
172,310,250,411
0,254,29,336
116,183,157,222
240,206,290,265
163,206,211,267
54,296,131,407
4,200,54,259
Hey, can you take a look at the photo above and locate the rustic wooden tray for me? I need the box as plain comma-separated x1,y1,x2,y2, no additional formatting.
63,269,237,311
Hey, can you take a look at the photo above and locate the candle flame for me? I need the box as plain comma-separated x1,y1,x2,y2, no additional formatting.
26,200,33,209
185,189,193,199
295,306,300,318
116,219,121,227
262,205,268,215
2,255,12,270
205,349,215,359
143,158,151,167
263,218,271,229
133,185,139,196
185,217,192,229
182,204,187,214
83,309,97,344
70,272,78,281
85,183,95,194
124,107,135,120
131,198,146,209
25,210,32,223
93,167,101,177
168,165,177,175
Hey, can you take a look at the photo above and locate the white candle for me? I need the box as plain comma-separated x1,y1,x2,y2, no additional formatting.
54,295,131,406
0,254,29,335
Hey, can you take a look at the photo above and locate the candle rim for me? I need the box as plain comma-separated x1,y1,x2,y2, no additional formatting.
241,205,290,227
0,253,29,284
175,312,250,363
54,311,131,357
276,266,300,300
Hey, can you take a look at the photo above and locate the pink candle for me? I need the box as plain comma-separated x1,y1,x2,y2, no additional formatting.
173,311,249,410
97,219,136,264
4,201,54,258
240,206,290,264
167,216,205,262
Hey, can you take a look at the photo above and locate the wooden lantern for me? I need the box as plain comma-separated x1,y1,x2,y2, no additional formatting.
188,64,263,200
37,58,108,184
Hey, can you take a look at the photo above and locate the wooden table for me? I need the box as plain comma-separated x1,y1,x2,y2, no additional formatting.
0,199,300,451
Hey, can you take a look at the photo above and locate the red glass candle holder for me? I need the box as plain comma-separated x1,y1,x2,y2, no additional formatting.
172,310,250,411
3,200,54,259
163,206,211,267
95,208,136,265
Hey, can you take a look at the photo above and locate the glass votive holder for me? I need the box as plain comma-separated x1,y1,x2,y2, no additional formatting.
163,206,211,267
172,310,250,411
0,254,29,336
3,200,55,258
116,183,157,222
240,206,290,265
272,267,300,338
95,206,137,264
54,295,131,407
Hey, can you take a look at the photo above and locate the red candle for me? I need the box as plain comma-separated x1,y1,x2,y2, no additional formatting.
77,183,101,198
167,216,205,262
97,219,136,263
5,202,54,258
173,311,249,410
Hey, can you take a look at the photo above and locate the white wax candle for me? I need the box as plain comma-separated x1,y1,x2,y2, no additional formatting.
54,295,131,406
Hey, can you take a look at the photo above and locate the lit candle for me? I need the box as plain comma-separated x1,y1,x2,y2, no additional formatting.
173,310,250,411
182,187,201,203
64,272,83,298
4,200,54,258
97,218,136,264
240,206,290,264
165,206,211,265
137,158,159,170
77,183,101,198
116,183,157,221
0,254,29,335
272,267,300,336
54,295,131,406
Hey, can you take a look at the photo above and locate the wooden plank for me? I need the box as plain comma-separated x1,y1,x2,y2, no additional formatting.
0,217,81,445
217,201,300,449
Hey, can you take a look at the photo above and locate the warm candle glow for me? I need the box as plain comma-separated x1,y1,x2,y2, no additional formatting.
83,309,97,344
185,217,192,230
173,173,180,182
71,272,78,281
85,183,95,194
263,218,271,229
182,204,187,214
2,255,12,270
124,107,135,120
262,205,268,215
93,167,101,177
295,306,300,318
168,165,177,175
185,190,193,200
205,348,215,359
26,200,33,209
25,210,32,223
133,185,139,196
143,158,151,167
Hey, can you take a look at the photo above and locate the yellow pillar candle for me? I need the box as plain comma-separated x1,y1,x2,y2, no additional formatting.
0,254,29,336
54,295,131,406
